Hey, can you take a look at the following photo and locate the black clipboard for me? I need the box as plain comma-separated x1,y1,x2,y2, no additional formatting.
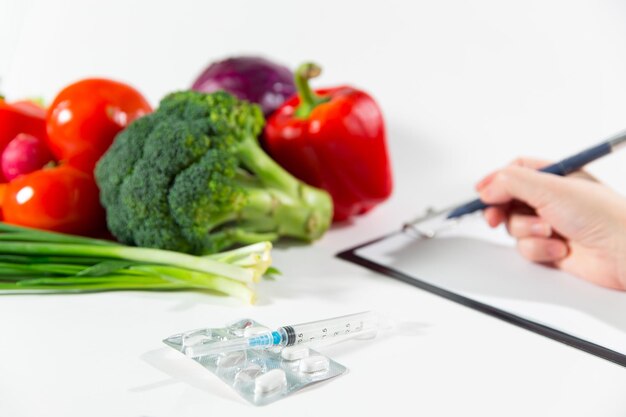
337,230,626,368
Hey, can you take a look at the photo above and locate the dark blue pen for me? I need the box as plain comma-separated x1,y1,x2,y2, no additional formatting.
447,130,626,219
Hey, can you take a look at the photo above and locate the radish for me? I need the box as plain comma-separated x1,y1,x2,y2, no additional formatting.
1,133,54,181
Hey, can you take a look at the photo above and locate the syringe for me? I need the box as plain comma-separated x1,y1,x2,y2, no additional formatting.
184,311,379,358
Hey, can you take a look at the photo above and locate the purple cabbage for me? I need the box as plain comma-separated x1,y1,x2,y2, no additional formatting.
191,56,296,116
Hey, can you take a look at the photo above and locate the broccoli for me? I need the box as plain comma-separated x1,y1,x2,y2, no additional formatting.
95,91,333,254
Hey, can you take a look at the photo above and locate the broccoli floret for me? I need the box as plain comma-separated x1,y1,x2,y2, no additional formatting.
95,91,333,254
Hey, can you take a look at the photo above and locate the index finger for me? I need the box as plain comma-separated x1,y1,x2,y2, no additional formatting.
475,157,553,191
509,157,553,170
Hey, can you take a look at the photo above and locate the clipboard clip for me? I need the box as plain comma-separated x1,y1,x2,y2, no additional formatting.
402,205,461,239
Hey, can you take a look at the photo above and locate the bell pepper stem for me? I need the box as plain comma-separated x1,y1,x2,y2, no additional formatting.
294,63,330,119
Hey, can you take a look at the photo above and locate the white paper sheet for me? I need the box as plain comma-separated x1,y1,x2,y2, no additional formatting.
355,215,626,357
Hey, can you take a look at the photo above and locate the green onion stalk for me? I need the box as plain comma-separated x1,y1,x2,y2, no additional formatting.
0,223,275,303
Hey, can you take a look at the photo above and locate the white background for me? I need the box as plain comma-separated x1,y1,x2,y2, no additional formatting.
2,0,626,416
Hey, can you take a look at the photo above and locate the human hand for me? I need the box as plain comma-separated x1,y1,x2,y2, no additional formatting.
476,158,626,290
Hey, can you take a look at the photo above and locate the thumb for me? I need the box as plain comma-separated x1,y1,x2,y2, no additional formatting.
478,166,565,210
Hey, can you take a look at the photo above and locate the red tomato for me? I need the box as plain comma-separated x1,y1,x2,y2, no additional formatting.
0,183,7,220
11,100,46,118
65,147,104,175
3,165,105,235
46,78,151,169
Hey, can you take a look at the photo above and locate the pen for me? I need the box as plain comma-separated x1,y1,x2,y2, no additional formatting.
446,129,626,219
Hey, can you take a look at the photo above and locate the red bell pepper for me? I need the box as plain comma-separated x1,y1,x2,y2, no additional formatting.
0,97,48,182
263,63,393,221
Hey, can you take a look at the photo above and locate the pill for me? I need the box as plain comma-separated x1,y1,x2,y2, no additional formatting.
244,326,270,337
235,364,263,384
254,369,287,395
299,355,330,374
216,350,246,368
281,345,310,361
181,329,212,347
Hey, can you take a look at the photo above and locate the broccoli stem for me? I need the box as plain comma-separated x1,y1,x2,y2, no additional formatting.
241,188,323,240
237,138,302,196
236,136,333,240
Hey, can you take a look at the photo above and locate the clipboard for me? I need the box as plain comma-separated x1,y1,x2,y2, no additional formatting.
337,210,626,368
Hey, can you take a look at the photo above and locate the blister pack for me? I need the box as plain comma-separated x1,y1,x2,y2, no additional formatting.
163,319,347,406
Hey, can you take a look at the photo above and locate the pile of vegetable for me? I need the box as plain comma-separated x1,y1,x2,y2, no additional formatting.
95,90,333,254
0,222,270,303
193,57,394,222
0,55,394,300
0,79,151,235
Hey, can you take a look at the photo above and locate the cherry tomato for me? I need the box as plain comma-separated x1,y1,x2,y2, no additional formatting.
3,165,105,235
46,78,152,169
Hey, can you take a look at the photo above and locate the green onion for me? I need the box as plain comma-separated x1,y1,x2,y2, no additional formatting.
0,223,273,303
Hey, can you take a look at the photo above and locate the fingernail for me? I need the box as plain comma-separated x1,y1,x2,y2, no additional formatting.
478,187,492,201
530,223,551,237
476,173,495,191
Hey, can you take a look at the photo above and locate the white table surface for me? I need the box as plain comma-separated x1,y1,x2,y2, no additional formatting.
2,1,626,415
